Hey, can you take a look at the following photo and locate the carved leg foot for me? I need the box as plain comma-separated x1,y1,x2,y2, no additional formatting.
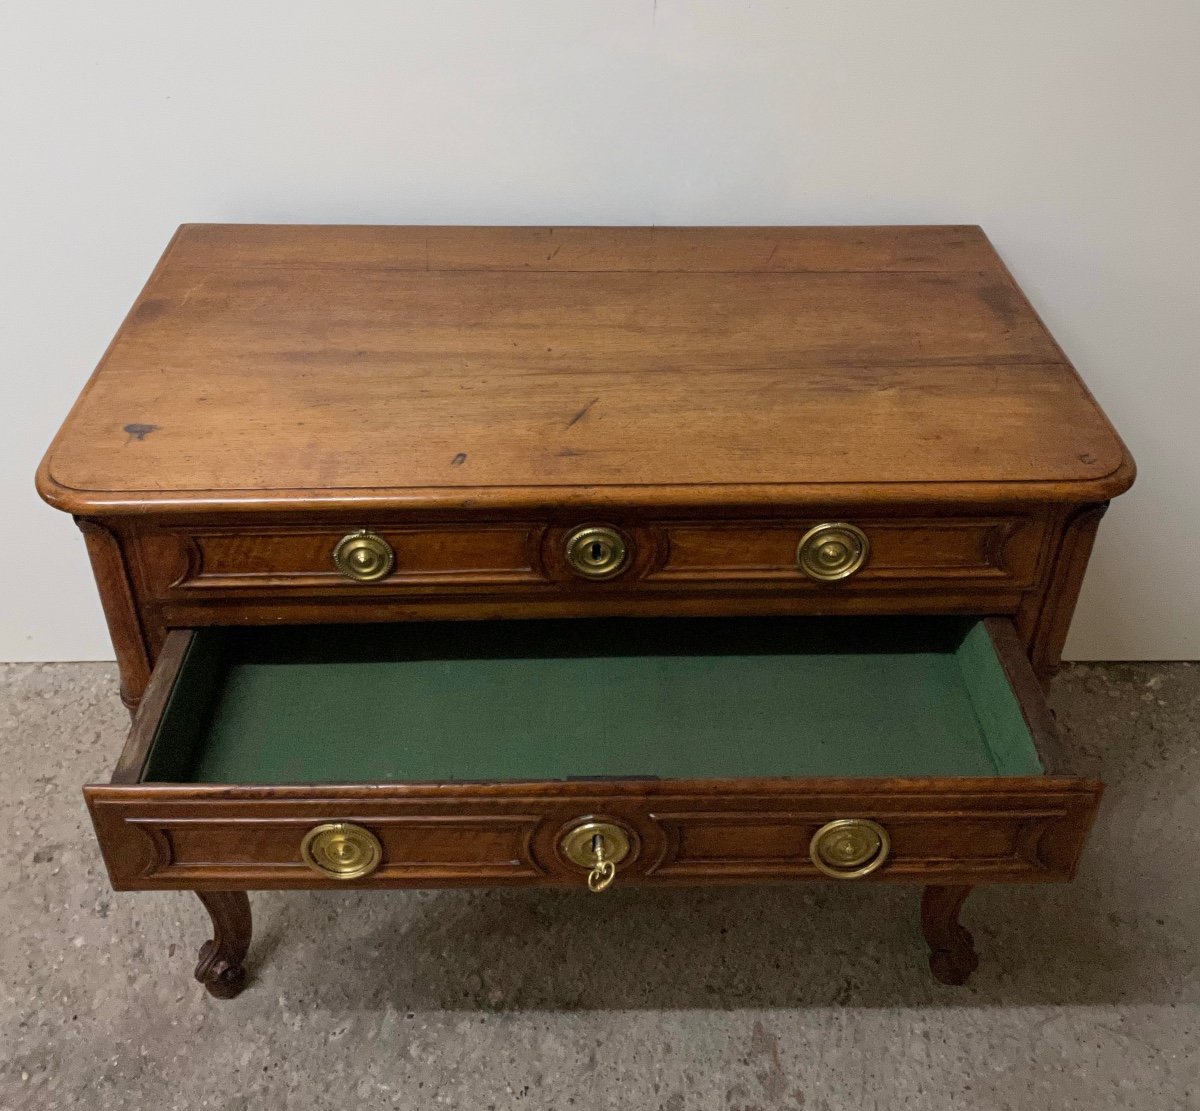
193,891,252,999
920,885,979,985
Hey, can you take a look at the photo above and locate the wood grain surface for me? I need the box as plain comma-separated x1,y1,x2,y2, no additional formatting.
37,225,1134,514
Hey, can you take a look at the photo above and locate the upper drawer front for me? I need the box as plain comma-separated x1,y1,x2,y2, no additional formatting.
651,517,1044,587
141,514,1048,602
173,525,542,590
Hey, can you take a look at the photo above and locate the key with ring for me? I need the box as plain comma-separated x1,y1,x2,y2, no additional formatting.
560,821,631,892
587,833,618,892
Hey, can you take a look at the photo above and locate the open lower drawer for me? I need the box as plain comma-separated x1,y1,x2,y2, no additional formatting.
86,616,1100,891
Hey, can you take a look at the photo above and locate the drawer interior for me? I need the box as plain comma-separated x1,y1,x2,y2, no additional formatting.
138,617,1046,784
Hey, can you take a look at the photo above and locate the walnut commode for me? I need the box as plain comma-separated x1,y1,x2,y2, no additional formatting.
38,225,1134,997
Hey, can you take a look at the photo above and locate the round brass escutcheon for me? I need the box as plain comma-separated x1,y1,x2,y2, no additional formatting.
809,818,890,880
797,522,870,582
564,525,630,580
332,530,395,582
300,822,383,880
560,820,631,871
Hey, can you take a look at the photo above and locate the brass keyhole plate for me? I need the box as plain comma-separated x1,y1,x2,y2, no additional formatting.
564,525,630,580
559,820,632,870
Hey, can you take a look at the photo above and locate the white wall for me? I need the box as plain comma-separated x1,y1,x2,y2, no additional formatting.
2,1,1197,661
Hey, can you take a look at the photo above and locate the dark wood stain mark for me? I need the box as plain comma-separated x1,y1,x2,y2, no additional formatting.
123,423,159,442
565,397,599,429
133,299,167,323
451,452,467,466
977,280,1020,326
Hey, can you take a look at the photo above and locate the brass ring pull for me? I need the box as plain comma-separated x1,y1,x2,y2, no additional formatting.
809,818,890,879
560,820,631,893
332,530,395,582
301,822,383,880
797,523,869,582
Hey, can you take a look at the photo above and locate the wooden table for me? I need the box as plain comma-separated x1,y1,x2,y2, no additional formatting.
38,225,1134,997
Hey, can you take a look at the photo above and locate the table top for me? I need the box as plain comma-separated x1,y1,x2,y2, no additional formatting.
38,224,1133,515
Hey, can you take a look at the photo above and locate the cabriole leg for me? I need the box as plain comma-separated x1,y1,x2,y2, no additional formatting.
193,891,252,999
920,884,979,985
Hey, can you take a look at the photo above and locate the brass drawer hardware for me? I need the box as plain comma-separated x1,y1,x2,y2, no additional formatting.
809,818,890,879
332,530,395,582
560,820,631,892
797,522,870,582
300,822,383,879
564,525,629,580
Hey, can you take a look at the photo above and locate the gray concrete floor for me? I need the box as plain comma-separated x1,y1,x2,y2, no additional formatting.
1,660,1197,1110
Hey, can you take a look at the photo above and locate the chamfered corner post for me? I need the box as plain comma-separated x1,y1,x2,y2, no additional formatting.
193,891,252,999
920,884,979,985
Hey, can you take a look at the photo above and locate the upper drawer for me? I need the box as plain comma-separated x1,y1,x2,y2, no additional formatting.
140,514,1049,601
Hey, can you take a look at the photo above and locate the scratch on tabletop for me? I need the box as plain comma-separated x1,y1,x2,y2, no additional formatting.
565,397,600,429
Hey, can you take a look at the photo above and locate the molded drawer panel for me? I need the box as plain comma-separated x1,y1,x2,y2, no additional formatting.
125,514,1053,632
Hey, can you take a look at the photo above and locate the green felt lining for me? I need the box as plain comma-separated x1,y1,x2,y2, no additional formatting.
141,617,1045,785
